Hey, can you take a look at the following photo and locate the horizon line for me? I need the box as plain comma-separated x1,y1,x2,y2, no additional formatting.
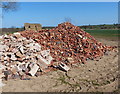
1,23,119,28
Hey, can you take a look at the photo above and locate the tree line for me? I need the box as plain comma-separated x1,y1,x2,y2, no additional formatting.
79,24,120,30
42,24,120,30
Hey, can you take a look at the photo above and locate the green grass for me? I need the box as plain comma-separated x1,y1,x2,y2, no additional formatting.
85,29,120,37
85,29,119,41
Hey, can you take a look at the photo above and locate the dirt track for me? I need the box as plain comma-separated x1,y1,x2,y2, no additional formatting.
2,38,119,92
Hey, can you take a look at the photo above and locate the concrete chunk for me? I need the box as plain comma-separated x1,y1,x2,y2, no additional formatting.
37,55,51,65
58,63,70,72
28,64,39,76
40,50,50,58
11,54,17,61
19,46,24,54
0,45,7,51
34,43,41,51
13,32,22,39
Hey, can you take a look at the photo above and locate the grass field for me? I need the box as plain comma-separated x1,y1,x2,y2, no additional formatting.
85,29,120,41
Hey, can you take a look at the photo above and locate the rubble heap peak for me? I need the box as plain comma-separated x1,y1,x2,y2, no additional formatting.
21,22,115,65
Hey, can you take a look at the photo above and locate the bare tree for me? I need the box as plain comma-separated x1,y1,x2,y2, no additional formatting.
0,1,18,33
64,17,72,23
0,1,18,12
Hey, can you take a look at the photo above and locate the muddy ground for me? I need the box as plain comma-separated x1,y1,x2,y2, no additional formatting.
2,38,119,92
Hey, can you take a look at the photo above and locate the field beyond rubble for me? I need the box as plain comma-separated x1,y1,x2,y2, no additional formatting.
1,22,119,92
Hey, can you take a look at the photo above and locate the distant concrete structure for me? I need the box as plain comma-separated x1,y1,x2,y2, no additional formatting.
24,23,42,31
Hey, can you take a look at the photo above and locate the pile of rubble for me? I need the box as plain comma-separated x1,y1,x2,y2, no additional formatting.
21,22,115,65
0,33,53,80
0,22,116,81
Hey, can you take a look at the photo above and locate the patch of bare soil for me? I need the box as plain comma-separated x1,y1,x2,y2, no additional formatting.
2,39,119,92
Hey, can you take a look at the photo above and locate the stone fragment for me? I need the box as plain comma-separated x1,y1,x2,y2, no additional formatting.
15,51,23,58
12,48,18,53
8,47,14,52
37,60,48,71
58,63,70,72
0,36,3,40
11,67,17,74
40,50,50,58
0,73,4,79
34,43,41,51
23,40,29,44
0,52,3,57
13,32,22,39
46,55,53,65
0,63,5,70
0,45,7,51
67,57,74,63
0,72,5,87
28,64,39,76
4,46,9,51
17,57,25,62
26,43,34,50
4,34,9,39
11,54,17,61
4,56,8,61
37,55,51,65
77,34,83,38
19,46,24,54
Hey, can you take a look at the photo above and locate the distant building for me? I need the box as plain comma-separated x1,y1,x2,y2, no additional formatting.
24,23,42,31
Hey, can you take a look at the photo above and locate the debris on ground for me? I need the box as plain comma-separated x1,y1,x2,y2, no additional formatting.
21,22,116,65
0,22,116,81
0,33,53,80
